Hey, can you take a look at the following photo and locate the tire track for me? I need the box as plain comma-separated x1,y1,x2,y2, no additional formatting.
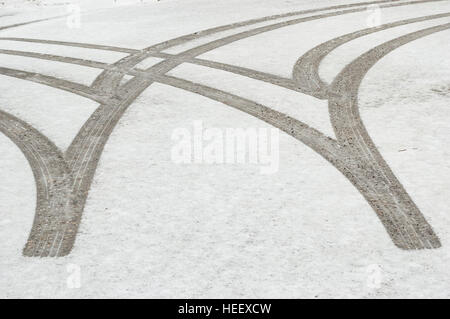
0,14,16,19
293,11,450,98
63,1,401,232
62,0,447,254
0,110,79,257
328,23,450,249
71,0,411,191
157,74,343,161
0,0,446,256
183,58,300,92
0,15,67,32
0,1,437,95
0,48,169,79
145,0,403,52
152,74,429,247
180,12,450,95
0,66,107,103
0,37,139,54
66,1,399,199
4,5,442,102
3,3,443,97
0,47,302,93
0,48,111,70
99,0,445,99
91,0,406,94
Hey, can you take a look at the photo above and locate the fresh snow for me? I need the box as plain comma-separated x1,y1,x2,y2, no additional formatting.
0,0,449,298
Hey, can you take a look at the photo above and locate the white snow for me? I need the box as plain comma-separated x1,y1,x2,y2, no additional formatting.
161,5,369,55
198,1,450,78
0,0,449,298
167,63,335,138
320,15,450,84
0,74,98,150
0,40,128,64
0,53,104,85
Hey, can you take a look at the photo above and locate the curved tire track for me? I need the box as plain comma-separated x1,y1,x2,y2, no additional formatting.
157,74,343,161
92,0,413,95
328,23,450,249
0,15,67,32
0,48,111,70
293,12,450,98
0,37,139,54
65,1,405,244
0,110,79,257
0,66,107,103
0,0,447,255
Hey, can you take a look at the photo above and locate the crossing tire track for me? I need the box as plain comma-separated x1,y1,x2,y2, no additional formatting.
0,0,447,255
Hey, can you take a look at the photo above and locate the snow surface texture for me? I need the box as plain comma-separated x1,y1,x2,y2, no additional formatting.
0,0,449,298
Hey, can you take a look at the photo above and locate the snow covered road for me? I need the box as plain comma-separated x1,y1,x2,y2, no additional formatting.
0,0,449,298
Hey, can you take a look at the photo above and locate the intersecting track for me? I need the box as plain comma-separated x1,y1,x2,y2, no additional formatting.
0,0,448,256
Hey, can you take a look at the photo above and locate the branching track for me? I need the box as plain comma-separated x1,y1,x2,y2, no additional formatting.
0,0,448,256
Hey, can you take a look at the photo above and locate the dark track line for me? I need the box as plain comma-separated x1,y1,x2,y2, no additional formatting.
327,23,450,249
0,0,446,255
